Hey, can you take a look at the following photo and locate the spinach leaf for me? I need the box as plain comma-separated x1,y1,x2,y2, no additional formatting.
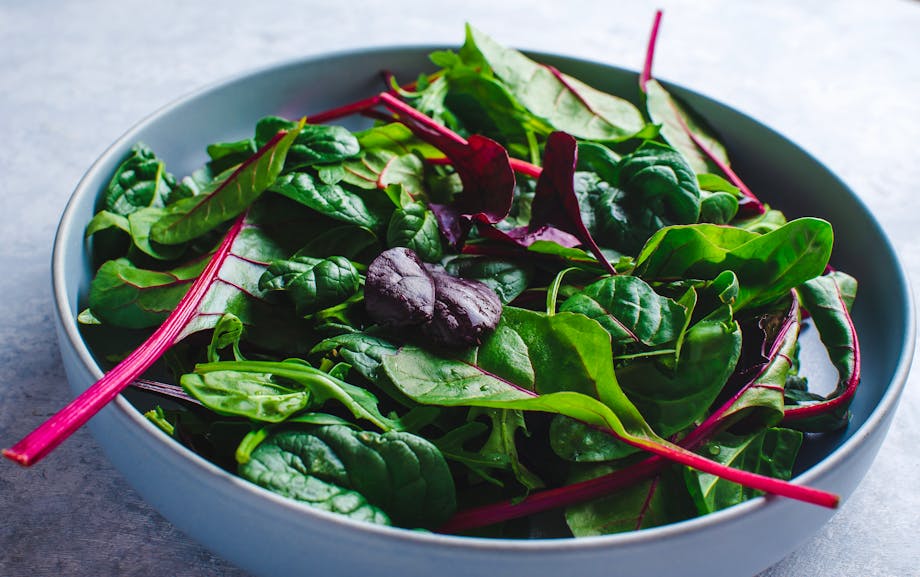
471,407,544,490
255,116,361,169
239,426,455,528
311,332,399,386
103,143,176,216
616,140,701,226
685,428,803,514
340,123,439,198
559,275,689,349
151,122,303,245
191,359,401,431
270,172,383,230
86,207,186,261
386,201,444,262
259,255,361,316
444,256,532,304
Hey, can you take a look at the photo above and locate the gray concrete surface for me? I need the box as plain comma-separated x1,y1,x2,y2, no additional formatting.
1,1,918,575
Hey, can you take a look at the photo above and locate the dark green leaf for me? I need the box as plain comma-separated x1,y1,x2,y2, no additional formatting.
271,171,383,230
103,143,176,216
239,426,455,528
386,202,444,262
259,255,360,316
444,256,532,304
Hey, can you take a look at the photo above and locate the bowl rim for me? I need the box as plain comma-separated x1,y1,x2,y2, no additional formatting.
52,43,916,551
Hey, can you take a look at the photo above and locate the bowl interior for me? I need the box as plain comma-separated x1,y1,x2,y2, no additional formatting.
53,45,913,566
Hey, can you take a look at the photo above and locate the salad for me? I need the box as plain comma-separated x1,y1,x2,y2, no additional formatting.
5,15,859,538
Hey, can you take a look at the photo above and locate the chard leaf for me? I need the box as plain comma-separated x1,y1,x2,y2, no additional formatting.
616,305,742,437
559,275,688,348
104,143,176,216
784,272,860,431
271,172,383,230
259,255,361,316
463,25,647,141
643,79,730,175
549,415,633,462
151,122,303,245
685,428,803,514
565,463,696,536
239,426,455,528
634,218,834,310
340,123,439,197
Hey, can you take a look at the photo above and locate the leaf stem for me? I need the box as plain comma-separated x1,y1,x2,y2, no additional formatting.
640,10,664,91
3,216,248,467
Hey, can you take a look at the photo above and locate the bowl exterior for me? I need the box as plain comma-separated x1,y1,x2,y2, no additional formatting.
53,47,914,577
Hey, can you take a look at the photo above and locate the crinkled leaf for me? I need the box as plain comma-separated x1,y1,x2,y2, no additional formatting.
444,256,532,304
560,275,688,348
616,140,701,225
239,426,455,528
255,117,360,169
259,255,360,316
387,202,444,262
271,172,383,230
103,143,176,216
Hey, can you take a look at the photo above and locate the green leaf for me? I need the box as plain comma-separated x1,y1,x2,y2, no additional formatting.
259,255,360,316
634,218,834,310
616,140,701,225
151,121,303,245
239,426,456,528
255,117,360,169
559,275,689,348
311,332,399,386
643,79,730,175
193,360,401,432
340,123,440,197
444,256,532,305
87,257,205,328
463,25,647,141
271,171,383,229
206,313,245,363
180,370,311,423
549,415,634,462
471,407,544,490
616,305,742,436
386,201,444,262
685,428,803,514
565,463,696,536
103,143,176,216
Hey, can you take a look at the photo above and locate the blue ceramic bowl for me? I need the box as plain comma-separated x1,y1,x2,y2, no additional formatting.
52,47,914,577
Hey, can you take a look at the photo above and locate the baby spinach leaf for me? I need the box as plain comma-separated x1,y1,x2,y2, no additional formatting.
255,116,361,169
295,224,379,261
386,201,444,262
180,369,311,423
340,123,440,197
462,25,647,141
685,427,803,514
239,426,455,528
86,208,187,261
206,312,245,363
259,255,361,316
311,332,399,386
270,172,383,230
444,256,532,305
559,275,689,348
151,122,303,245
616,140,701,226
192,359,400,431
103,143,176,216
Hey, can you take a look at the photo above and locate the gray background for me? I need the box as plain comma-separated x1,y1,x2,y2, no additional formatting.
1,0,918,575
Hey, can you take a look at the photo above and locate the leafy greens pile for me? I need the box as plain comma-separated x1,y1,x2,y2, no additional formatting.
7,18,860,538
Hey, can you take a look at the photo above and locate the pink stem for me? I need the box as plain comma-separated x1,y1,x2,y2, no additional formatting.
429,155,543,179
3,215,247,466
783,283,861,421
640,10,664,91
378,92,468,147
307,94,382,125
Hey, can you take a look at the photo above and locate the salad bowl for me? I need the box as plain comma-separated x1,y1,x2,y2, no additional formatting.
51,46,914,577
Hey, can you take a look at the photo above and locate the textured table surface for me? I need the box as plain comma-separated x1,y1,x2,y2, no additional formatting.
1,1,918,575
